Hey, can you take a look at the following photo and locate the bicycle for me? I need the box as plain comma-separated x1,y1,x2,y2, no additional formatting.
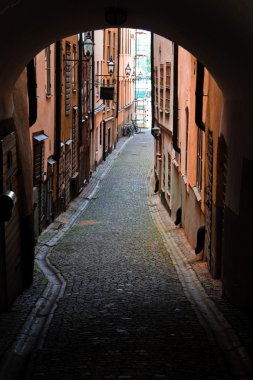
131,119,140,134
122,123,134,137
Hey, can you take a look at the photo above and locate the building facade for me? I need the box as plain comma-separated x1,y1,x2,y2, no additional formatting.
153,36,223,285
0,28,136,310
153,34,173,212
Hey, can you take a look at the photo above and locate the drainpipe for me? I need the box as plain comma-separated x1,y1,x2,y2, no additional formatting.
195,60,205,131
151,31,155,134
26,58,37,127
103,120,106,161
55,40,62,212
91,30,95,132
78,33,83,143
116,28,120,121
173,43,180,154
115,27,120,143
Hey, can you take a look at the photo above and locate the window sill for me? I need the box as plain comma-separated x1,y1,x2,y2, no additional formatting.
172,158,179,168
193,186,201,202
182,174,187,184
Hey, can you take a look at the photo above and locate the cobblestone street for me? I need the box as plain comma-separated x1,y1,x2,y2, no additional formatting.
29,132,226,379
1,132,253,380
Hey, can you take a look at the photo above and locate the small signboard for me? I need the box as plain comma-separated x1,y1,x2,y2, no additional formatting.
100,86,114,100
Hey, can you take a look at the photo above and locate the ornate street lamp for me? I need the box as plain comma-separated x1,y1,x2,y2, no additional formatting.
107,56,115,75
125,63,131,76
83,32,94,59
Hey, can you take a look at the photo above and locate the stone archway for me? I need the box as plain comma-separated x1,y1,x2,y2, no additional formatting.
0,0,253,310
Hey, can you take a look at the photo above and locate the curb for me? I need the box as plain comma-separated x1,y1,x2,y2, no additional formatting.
0,135,132,380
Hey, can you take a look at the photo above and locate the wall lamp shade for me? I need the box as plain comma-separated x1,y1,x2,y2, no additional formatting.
83,32,94,58
0,190,17,221
125,63,131,76
105,8,127,26
108,56,115,74
152,126,160,139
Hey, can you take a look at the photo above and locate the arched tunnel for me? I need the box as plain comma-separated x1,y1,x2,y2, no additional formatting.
0,2,253,377
1,0,253,310
0,0,253,379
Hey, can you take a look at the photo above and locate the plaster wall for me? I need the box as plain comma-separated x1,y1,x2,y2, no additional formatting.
29,44,56,178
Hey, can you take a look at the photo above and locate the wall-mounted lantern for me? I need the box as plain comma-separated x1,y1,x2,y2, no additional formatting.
83,32,94,59
0,190,17,221
125,63,131,76
151,126,160,139
107,56,115,75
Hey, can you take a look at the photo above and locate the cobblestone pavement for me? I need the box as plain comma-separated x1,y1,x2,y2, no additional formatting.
27,132,228,380
1,132,253,380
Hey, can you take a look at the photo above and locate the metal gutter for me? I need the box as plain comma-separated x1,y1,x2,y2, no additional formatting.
172,43,180,154
195,60,205,131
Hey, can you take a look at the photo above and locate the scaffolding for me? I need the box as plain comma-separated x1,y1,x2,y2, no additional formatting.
134,29,151,130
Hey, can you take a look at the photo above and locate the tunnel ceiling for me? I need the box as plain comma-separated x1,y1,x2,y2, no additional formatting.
1,0,253,100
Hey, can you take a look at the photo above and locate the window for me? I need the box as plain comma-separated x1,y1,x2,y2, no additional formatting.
196,128,203,191
168,153,171,194
160,64,164,112
45,46,51,97
65,42,71,116
185,107,189,176
165,62,171,89
99,122,102,145
154,67,158,117
165,62,171,114
163,154,166,189
72,45,77,92
107,31,111,61
72,107,78,175
106,79,111,108
113,32,116,61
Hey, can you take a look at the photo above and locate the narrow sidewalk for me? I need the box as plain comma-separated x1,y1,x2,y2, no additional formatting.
0,135,132,380
147,167,253,379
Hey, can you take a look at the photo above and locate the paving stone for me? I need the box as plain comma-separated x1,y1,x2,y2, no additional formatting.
1,133,253,380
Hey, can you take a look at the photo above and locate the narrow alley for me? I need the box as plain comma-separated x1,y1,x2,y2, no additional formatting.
1,131,253,380
27,131,225,380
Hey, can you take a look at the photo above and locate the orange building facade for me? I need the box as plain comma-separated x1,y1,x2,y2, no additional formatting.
153,34,173,211
29,44,56,237
153,36,223,281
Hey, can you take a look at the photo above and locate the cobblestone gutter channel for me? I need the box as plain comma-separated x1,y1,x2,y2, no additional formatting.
0,137,132,380
147,168,253,380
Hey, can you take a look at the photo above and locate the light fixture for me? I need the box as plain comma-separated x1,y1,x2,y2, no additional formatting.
107,56,115,75
151,126,160,139
0,190,17,221
105,8,127,26
125,63,131,76
83,32,94,59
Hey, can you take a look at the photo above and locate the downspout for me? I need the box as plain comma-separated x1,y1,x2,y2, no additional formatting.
151,31,155,133
195,60,205,131
103,120,106,161
0,142,7,308
78,33,83,144
173,43,180,153
134,29,137,118
26,58,37,127
55,40,62,212
91,30,95,132
116,28,120,121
